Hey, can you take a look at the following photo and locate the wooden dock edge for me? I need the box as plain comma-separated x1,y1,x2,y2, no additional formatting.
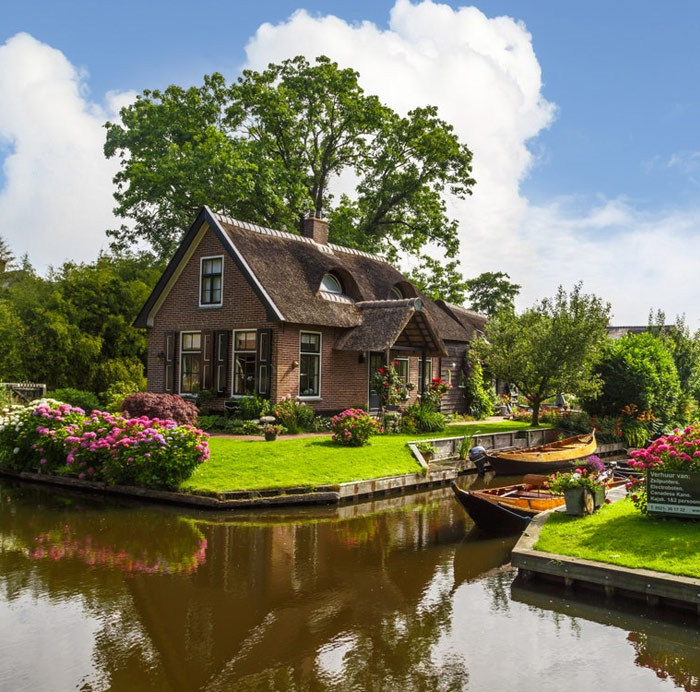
0,466,459,511
511,492,700,615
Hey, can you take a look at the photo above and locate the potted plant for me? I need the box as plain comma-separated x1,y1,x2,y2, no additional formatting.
261,423,285,442
548,455,608,515
416,441,438,463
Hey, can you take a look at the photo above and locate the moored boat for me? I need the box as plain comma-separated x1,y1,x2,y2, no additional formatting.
450,476,563,534
486,431,597,475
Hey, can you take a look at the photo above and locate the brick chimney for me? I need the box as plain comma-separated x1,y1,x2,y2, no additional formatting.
302,210,328,245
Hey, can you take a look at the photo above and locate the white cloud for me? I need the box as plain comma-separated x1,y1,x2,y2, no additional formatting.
0,32,133,270
245,0,700,327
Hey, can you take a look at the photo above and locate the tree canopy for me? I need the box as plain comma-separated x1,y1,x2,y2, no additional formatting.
104,56,475,264
481,283,611,425
464,271,520,316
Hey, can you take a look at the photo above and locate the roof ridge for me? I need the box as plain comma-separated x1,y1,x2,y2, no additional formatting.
213,212,388,263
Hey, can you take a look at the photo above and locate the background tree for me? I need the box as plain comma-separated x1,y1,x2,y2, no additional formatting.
104,56,475,267
0,235,15,272
481,283,610,425
583,331,682,426
464,271,521,317
408,258,468,304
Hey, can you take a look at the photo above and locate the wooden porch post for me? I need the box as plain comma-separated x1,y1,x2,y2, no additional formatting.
420,350,427,395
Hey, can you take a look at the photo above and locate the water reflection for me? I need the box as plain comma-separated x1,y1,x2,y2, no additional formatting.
0,478,698,691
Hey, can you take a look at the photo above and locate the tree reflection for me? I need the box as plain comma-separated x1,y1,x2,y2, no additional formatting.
628,631,700,691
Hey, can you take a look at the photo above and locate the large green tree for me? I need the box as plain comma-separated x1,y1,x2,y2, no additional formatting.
464,271,521,316
0,253,162,393
481,284,611,426
104,56,475,264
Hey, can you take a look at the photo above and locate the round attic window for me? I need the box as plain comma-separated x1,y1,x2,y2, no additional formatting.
321,273,343,294
389,285,404,300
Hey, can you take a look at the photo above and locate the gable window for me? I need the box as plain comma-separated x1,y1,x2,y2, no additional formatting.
200,256,223,306
389,285,404,300
180,332,201,394
233,330,256,395
320,273,343,294
299,332,321,397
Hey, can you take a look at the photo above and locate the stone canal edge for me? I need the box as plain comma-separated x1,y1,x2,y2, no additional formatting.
510,487,700,615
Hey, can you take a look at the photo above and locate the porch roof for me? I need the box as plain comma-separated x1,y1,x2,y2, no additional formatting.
334,298,448,357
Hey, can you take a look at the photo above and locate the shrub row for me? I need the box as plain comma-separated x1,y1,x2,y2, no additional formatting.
0,399,209,490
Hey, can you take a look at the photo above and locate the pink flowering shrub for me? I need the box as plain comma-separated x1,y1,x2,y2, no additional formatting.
330,408,380,447
627,422,700,514
0,399,209,490
122,392,199,426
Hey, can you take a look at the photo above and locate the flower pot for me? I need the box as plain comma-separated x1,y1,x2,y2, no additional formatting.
593,485,606,509
563,487,595,516
264,432,277,442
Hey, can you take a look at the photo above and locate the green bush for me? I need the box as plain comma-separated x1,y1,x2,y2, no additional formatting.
462,347,495,418
583,332,682,426
46,388,100,413
196,389,216,416
272,396,315,434
0,400,209,489
100,380,144,413
402,402,446,433
197,415,228,432
237,395,271,420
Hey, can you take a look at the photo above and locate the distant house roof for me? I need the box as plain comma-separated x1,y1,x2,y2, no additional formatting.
606,325,671,340
134,207,473,347
435,301,487,339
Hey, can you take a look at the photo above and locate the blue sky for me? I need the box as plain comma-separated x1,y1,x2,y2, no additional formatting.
2,0,700,324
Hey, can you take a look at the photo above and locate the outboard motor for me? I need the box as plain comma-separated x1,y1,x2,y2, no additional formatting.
469,445,488,474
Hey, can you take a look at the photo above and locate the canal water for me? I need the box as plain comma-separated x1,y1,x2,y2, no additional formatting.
0,476,698,692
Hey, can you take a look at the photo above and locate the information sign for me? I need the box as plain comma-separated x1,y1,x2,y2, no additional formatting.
647,470,700,518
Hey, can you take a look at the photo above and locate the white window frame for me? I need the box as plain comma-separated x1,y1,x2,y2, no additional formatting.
199,255,224,308
179,330,202,395
231,329,257,398
298,331,322,400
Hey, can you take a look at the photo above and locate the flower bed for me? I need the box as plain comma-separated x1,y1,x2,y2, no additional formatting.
0,399,209,490
330,408,380,446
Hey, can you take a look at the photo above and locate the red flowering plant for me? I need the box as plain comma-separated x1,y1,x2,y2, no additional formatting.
330,408,381,446
370,366,404,406
421,377,452,410
627,423,700,514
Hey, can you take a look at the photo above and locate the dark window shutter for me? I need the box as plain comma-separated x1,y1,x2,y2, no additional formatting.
164,332,175,393
201,330,213,391
214,331,230,395
257,328,272,398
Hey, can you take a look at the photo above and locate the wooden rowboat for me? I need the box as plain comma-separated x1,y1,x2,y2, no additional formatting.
486,431,597,475
450,476,562,534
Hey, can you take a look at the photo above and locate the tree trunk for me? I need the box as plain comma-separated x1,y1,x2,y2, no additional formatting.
530,396,542,427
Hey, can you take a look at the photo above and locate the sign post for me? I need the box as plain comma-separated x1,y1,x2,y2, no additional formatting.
647,470,700,518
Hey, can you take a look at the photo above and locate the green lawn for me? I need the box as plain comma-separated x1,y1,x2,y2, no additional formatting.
535,498,700,579
182,421,538,493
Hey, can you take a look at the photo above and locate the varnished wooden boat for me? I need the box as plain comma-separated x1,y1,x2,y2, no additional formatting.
450,476,562,534
486,431,597,475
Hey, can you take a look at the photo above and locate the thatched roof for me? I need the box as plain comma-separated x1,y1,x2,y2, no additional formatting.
335,299,448,356
435,301,487,339
135,207,476,347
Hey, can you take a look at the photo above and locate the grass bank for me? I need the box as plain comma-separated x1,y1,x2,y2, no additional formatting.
182,421,539,493
535,498,700,579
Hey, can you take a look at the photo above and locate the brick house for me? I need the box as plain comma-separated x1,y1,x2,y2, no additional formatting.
134,206,486,414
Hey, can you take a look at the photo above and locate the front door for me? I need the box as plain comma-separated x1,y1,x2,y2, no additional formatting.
368,352,384,412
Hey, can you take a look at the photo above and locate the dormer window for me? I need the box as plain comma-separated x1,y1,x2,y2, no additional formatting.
389,285,404,300
200,256,223,306
320,273,343,294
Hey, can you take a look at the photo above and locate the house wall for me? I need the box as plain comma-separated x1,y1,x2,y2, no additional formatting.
439,342,469,413
146,226,277,400
145,223,441,415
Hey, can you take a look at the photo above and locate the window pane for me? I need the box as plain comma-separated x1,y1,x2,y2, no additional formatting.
299,354,319,396
259,332,269,359
234,354,256,395
258,365,269,395
181,353,201,393
182,333,201,351
394,358,409,384
300,332,320,353
235,331,256,351
321,273,342,293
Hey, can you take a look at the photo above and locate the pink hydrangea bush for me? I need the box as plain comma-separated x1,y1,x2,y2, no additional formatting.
0,399,209,490
627,423,700,513
330,408,380,447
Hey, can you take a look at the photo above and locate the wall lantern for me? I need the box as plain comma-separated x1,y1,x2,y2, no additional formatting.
292,360,299,368
156,351,165,363
358,352,367,364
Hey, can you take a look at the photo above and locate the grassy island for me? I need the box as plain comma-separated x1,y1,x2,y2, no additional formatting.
182,421,538,493
535,499,700,579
